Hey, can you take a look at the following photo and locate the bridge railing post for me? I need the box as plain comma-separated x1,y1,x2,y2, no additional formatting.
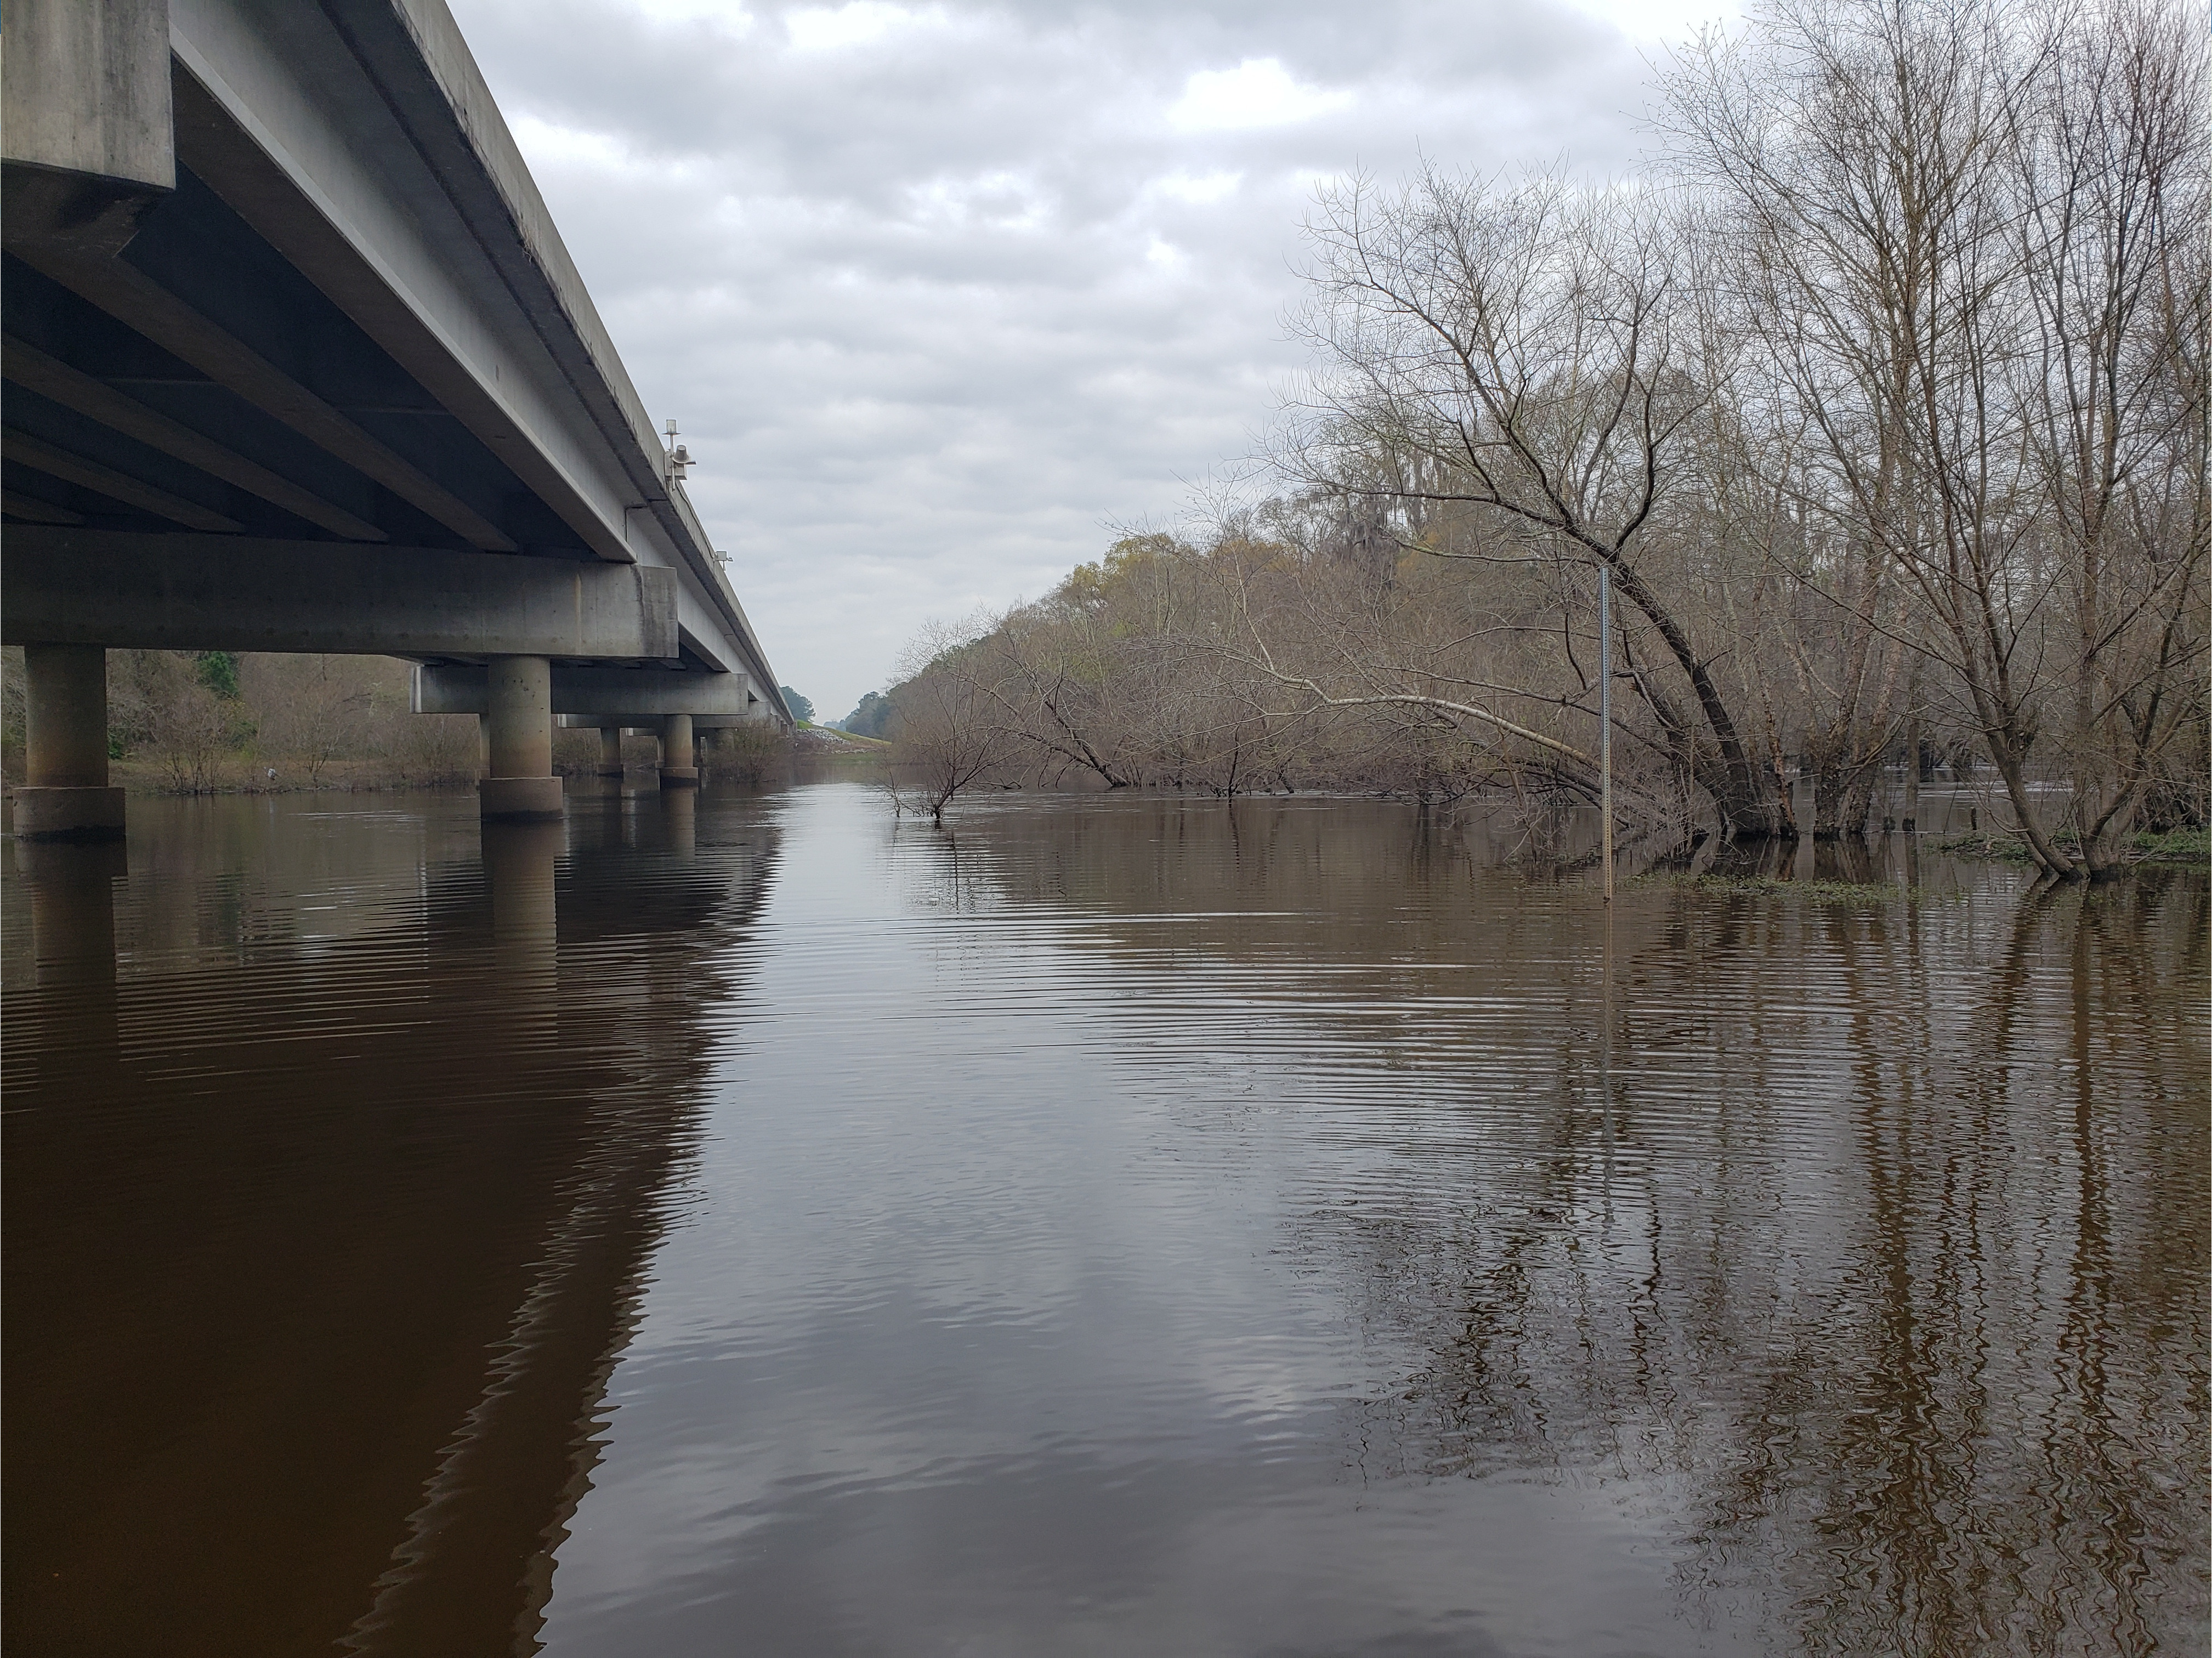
478,656,563,822
13,644,127,843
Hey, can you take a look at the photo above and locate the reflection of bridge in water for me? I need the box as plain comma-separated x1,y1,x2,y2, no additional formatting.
3,0,789,848
3,792,777,1655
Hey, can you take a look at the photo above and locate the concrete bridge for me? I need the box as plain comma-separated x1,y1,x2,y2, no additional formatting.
2,0,790,842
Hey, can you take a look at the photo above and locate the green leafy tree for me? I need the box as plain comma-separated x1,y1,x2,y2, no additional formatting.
196,651,241,700
843,691,892,737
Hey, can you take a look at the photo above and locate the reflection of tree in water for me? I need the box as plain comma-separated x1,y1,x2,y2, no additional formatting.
958,799,2207,1654
1328,878,2206,1655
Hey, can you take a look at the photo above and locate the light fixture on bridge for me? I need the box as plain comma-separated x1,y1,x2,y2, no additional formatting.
662,418,692,484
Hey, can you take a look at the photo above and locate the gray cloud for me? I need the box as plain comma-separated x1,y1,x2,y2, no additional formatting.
447,0,1712,717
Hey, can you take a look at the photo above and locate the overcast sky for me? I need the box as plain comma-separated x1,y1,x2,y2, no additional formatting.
447,0,1736,720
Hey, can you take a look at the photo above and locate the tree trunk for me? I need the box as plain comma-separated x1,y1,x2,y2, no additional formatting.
1607,556,1786,839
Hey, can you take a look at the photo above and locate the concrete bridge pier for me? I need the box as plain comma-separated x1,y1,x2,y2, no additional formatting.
478,657,564,823
14,645,127,844
661,714,699,788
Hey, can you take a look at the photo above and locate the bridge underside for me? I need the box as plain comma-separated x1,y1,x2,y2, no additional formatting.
2,0,785,837
3,90,718,674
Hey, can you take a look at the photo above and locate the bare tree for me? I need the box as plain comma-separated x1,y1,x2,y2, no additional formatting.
1279,165,1791,836
884,621,1019,825
242,654,379,785
109,650,248,793
865,5,2205,869
1666,0,2209,875
2012,0,2210,872
976,551,1155,788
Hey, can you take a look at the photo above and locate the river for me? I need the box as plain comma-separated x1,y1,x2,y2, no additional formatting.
4,781,2205,1656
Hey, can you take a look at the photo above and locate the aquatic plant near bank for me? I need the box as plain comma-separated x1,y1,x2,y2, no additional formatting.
1636,872,1912,904
1940,826,2211,867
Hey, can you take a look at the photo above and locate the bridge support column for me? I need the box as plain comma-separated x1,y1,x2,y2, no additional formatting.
479,656,563,822
660,714,698,787
575,725,623,799
14,644,126,843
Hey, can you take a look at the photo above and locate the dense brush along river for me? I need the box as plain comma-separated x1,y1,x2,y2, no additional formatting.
3,781,2204,1657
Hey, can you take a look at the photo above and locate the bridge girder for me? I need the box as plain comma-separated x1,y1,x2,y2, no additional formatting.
414,663,757,719
4,527,679,661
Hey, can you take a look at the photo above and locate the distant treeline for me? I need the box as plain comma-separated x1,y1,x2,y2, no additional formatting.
872,0,2209,880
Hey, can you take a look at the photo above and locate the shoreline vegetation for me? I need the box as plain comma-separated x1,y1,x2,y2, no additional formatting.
855,0,2207,881
0,649,801,800
1634,872,1912,902
1937,826,2210,866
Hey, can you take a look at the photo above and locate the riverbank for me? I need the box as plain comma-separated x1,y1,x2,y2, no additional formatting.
1937,826,2210,866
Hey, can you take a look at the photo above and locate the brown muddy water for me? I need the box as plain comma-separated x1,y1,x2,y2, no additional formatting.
3,782,2205,1657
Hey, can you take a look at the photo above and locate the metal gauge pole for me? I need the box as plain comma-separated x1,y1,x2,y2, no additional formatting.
1600,562,1613,903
